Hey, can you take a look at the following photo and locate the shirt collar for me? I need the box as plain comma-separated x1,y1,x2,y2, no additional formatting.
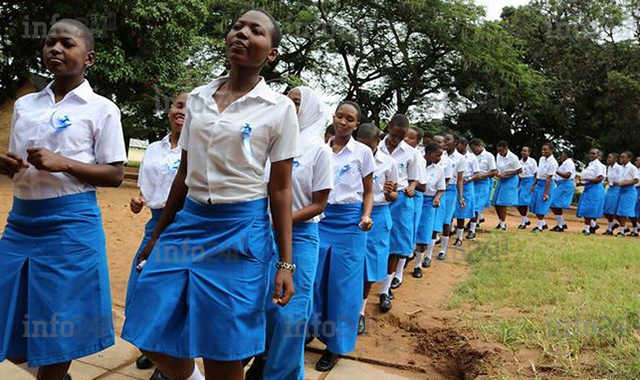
197,76,276,105
160,134,173,149
328,136,355,153
39,79,94,103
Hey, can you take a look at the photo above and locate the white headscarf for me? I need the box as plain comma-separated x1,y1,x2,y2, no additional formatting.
295,86,328,150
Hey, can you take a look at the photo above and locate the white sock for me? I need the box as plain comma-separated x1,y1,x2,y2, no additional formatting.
478,213,484,221
441,237,450,254
521,216,529,225
395,259,406,281
426,241,436,260
500,221,506,228
456,229,464,239
16,363,39,378
185,363,205,380
381,274,393,295
414,250,425,269
360,298,368,316
590,220,597,227
584,225,590,232
634,226,639,233
543,220,548,227
538,220,544,229
607,222,614,231
556,215,565,226
470,222,477,233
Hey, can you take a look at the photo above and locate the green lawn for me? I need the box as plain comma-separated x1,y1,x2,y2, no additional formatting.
450,232,640,378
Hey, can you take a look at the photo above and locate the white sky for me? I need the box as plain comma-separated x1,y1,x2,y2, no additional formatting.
476,0,531,20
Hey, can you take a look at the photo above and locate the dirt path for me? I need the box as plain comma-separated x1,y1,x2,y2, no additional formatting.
0,176,603,378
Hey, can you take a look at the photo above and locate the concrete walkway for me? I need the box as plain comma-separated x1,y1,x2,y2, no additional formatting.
1,306,420,380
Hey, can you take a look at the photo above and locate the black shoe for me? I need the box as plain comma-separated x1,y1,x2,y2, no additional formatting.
612,222,620,231
404,254,414,268
630,231,639,237
542,224,549,230
357,315,366,335
316,351,339,372
495,223,503,230
551,225,564,232
466,231,476,240
590,224,600,234
389,288,395,300
517,224,526,230
604,230,613,236
390,277,402,289
496,225,506,231
454,238,463,246
136,355,154,370
434,237,441,245
582,230,591,236
531,227,542,233
562,224,568,230
617,231,626,237
379,294,392,312
423,257,431,268
149,369,171,380
464,222,471,231
412,267,423,278
479,217,486,224
245,357,266,380
64,375,72,380
437,252,446,261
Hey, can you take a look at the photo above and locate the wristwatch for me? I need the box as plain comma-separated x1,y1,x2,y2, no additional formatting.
276,261,296,273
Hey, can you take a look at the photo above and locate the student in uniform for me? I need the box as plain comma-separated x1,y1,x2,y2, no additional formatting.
453,138,479,246
126,92,187,379
244,86,333,380
576,148,607,235
378,115,418,296
632,156,640,237
324,124,335,143
603,153,622,235
309,100,374,371
530,143,559,233
438,133,465,260
492,141,523,230
402,126,427,274
613,151,640,236
550,150,576,232
121,10,299,380
517,146,537,229
469,138,497,235
422,131,435,149
423,134,452,267
356,123,397,335
412,142,446,278
0,19,126,380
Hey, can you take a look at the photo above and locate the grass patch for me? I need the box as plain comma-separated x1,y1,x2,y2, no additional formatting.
451,232,640,377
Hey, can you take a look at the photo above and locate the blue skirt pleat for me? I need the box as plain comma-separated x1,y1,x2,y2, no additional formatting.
0,192,114,367
121,197,274,361
616,185,637,217
474,178,491,213
454,182,475,219
530,180,556,216
576,182,605,219
364,205,392,283
492,176,519,206
550,179,575,209
517,177,536,206
388,192,414,257
416,196,436,245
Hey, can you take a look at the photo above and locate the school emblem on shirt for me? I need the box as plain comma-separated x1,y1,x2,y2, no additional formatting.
398,162,405,175
50,111,73,132
373,174,379,183
293,159,300,170
168,159,181,171
241,123,252,157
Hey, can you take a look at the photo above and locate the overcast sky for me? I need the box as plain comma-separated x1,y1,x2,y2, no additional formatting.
476,0,531,20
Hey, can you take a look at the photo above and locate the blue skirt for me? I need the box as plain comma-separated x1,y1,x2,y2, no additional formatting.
603,186,620,215
388,192,414,257
433,191,447,233
474,178,491,213
530,179,556,216
412,192,424,247
0,192,114,367
576,182,605,219
121,197,274,361
636,188,640,218
550,180,575,209
616,185,637,217
518,177,536,206
264,223,319,380
416,196,436,245
125,208,163,315
312,203,365,354
364,205,392,283
454,181,475,219
443,184,458,227
492,176,519,206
